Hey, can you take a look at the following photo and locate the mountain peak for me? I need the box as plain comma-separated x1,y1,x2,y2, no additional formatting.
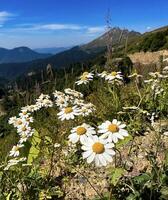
81,27,141,53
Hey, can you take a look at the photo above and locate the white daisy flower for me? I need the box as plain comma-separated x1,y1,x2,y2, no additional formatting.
64,88,83,98
57,106,80,120
9,144,24,157
75,72,94,85
98,71,108,78
4,157,26,170
38,94,50,100
13,118,26,128
19,111,31,118
19,133,30,144
55,96,69,108
98,119,128,143
17,124,32,135
54,143,61,148
24,104,40,112
128,73,143,78
68,123,96,144
105,71,123,81
53,90,64,98
79,103,96,116
23,116,34,124
81,135,115,167
8,116,17,125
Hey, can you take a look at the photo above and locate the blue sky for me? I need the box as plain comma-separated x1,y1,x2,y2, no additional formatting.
0,0,168,48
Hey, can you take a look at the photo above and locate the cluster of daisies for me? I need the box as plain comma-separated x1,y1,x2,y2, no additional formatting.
53,88,96,120
68,119,128,167
5,89,96,170
6,94,53,170
75,71,123,85
144,71,168,99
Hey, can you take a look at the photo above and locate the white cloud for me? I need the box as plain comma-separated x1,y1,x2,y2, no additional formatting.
87,26,106,34
146,26,151,30
8,23,106,34
35,23,83,30
0,11,13,25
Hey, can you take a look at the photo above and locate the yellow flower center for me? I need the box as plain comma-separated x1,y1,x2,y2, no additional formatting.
83,72,89,76
59,99,64,104
76,127,87,135
111,71,117,76
14,146,20,151
17,120,22,125
92,142,105,154
26,118,30,122
22,126,27,131
108,124,119,133
64,107,73,114
80,72,89,80
23,111,27,115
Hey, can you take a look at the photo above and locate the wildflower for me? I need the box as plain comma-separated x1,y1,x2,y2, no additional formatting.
75,72,94,85
78,103,96,116
73,98,85,106
64,88,83,98
98,71,108,78
36,94,53,108
163,131,168,136
163,66,168,75
54,143,61,148
42,99,53,108
68,123,96,144
53,90,64,98
24,104,40,112
13,118,25,128
98,119,128,143
105,71,123,81
38,94,50,100
17,124,32,135
19,110,30,118
55,95,69,108
8,116,17,125
23,116,34,124
81,135,115,167
4,157,26,170
9,144,24,157
57,106,80,120
128,73,143,78
19,133,30,144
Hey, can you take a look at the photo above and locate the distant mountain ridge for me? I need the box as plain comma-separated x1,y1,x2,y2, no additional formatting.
3,26,167,80
34,47,71,54
0,46,51,63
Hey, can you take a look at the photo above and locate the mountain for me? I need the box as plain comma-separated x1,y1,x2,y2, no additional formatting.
81,27,141,53
34,47,71,54
127,27,168,53
0,27,142,79
0,47,51,63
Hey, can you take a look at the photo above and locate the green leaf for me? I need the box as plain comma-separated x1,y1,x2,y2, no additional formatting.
164,150,168,167
6,192,12,200
133,173,150,185
110,167,125,186
116,134,133,149
160,186,168,199
45,136,52,145
126,192,140,200
27,130,41,164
